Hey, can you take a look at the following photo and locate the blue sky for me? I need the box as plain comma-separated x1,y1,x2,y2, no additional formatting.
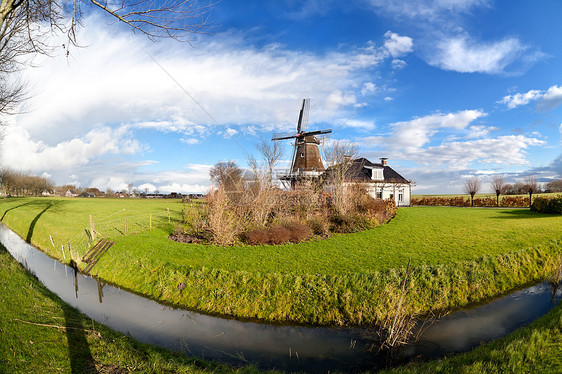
3,0,561,194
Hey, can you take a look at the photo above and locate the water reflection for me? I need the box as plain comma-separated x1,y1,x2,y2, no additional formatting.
0,223,560,373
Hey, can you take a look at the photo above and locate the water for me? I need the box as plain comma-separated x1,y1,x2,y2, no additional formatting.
1,223,560,373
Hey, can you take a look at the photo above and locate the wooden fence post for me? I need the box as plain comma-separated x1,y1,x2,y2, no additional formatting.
89,214,96,241
149,213,152,229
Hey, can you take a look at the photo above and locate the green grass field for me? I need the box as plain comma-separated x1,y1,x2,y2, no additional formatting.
2,238,561,373
0,242,259,374
0,197,561,326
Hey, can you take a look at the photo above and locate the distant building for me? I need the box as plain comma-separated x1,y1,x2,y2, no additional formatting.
341,157,412,206
65,189,78,198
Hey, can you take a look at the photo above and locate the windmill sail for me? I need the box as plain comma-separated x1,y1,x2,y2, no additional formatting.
271,98,332,188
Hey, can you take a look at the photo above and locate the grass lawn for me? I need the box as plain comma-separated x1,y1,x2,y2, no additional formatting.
0,197,561,326
2,236,561,373
0,242,256,374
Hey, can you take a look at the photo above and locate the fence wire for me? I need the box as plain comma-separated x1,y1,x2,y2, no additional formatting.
57,208,178,262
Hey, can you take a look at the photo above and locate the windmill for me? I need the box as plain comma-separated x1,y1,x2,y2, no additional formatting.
272,99,332,188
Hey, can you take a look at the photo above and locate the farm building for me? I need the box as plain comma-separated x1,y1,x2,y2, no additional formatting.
343,158,412,206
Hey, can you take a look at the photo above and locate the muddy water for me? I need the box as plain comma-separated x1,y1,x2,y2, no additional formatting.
1,223,560,373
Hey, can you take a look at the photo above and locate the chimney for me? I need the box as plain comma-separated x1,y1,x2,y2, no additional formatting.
380,157,388,166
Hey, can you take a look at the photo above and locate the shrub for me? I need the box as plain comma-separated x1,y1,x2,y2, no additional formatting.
531,196,562,214
307,216,330,236
411,196,470,206
206,187,240,246
241,222,312,245
500,196,529,208
330,213,374,233
472,196,497,207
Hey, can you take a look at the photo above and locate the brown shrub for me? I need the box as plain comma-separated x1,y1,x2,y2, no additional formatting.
500,196,529,207
241,222,312,245
206,187,240,246
307,216,330,236
472,196,498,207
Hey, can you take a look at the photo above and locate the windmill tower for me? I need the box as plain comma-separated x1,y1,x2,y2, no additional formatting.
272,99,332,188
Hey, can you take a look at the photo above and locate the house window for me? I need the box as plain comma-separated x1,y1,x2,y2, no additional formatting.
376,190,383,199
300,153,305,158
312,167,316,171
389,193,394,200
372,169,383,180
398,192,403,202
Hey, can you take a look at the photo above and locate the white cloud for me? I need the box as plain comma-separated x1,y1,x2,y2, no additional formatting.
137,183,157,192
368,0,490,20
1,125,140,172
391,59,407,70
499,89,542,109
324,90,356,111
466,125,498,138
15,15,395,146
403,135,545,169
383,31,413,58
428,36,527,74
498,85,562,111
181,137,200,145
537,85,562,112
380,110,487,148
358,109,543,171
225,128,238,137
361,82,376,96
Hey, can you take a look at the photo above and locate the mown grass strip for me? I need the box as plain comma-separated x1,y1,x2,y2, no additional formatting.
2,237,561,373
1,197,562,326
94,240,562,326
0,243,262,374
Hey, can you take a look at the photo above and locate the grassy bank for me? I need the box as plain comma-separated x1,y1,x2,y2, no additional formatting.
1,197,561,326
0,242,256,374
383,303,562,374
2,237,561,373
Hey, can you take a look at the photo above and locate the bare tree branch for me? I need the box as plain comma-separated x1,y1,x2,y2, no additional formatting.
464,176,481,207
490,175,505,207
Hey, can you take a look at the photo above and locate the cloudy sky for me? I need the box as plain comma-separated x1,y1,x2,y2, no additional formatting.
3,0,562,194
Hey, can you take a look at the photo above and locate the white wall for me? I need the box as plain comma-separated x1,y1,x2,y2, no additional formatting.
364,183,411,207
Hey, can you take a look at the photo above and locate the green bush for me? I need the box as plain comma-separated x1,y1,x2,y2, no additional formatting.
531,196,562,214
330,212,375,233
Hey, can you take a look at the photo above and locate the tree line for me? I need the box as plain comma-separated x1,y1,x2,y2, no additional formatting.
464,175,562,208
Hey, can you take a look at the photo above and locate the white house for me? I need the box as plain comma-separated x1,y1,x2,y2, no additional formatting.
343,157,412,206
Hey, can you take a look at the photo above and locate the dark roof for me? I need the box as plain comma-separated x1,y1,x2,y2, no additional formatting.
343,157,410,184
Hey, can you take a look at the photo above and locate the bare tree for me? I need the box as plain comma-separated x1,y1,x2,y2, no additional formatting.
523,176,540,208
490,175,505,207
256,137,284,187
323,140,359,215
0,0,214,145
209,160,242,193
464,176,481,207
545,179,562,193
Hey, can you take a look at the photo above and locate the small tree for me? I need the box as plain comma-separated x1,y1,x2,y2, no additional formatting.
490,175,505,207
322,140,359,215
209,160,243,193
545,179,562,193
523,176,540,209
256,137,284,187
464,176,481,207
